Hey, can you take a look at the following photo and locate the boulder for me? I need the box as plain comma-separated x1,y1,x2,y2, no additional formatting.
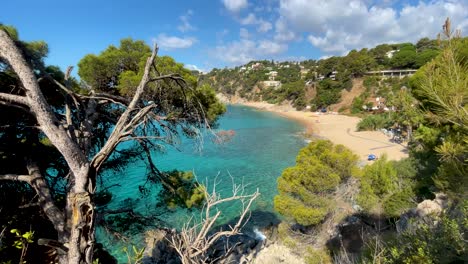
142,229,180,264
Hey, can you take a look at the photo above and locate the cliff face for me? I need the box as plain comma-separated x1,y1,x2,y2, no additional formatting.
215,93,247,104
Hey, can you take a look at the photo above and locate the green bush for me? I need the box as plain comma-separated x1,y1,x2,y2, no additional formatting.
357,157,417,216
356,114,394,131
305,247,333,264
380,202,468,264
274,140,359,226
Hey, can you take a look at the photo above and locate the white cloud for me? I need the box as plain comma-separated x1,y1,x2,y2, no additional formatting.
241,13,257,24
178,10,196,32
216,29,230,43
240,13,273,33
258,20,273,33
222,0,248,12
258,40,286,54
274,17,298,42
185,64,205,73
278,0,468,55
155,34,197,49
213,39,287,64
240,28,250,39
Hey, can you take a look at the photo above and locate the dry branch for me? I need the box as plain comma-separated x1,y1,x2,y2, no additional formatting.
169,179,260,264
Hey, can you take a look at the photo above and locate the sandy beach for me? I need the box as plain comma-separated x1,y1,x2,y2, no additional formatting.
240,101,408,162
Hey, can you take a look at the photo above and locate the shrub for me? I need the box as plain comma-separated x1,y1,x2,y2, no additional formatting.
274,140,359,226
356,113,394,131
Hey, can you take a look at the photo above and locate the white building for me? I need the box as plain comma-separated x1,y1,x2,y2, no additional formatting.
266,71,278,81
386,50,399,58
262,80,281,89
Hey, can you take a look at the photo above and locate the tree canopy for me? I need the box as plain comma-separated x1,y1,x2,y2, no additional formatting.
274,140,358,226
0,26,225,263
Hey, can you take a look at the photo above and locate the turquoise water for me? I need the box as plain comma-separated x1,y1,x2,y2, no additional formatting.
98,105,306,259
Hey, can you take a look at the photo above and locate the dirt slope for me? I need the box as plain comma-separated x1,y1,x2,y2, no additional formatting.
329,78,365,113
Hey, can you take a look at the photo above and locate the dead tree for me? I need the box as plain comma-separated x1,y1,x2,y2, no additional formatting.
169,179,260,264
0,29,211,263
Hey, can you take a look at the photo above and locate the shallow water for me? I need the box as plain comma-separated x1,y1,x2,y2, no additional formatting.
98,105,306,260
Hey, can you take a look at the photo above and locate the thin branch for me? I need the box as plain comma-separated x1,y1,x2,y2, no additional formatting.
0,92,29,106
90,44,159,172
169,178,260,264
0,174,31,182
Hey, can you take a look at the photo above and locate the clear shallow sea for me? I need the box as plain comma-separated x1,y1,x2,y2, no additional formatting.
98,105,306,260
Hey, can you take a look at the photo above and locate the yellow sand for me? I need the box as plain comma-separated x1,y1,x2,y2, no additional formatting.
240,101,408,162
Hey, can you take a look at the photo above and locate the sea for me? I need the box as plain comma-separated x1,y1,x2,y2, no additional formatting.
97,105,307,260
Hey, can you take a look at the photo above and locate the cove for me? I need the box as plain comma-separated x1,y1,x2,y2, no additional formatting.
98,105,306,258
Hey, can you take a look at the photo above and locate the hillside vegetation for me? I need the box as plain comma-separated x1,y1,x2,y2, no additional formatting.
271,21,467,264
201,38,444,112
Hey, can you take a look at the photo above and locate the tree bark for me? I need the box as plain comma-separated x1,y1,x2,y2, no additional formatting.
0,29,94,264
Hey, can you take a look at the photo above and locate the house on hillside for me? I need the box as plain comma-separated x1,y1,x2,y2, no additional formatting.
262,80,281,89
386,50,399,58
365,97,388,111
329,71,338,81
300,68,310,79
365,69,417,79
266,71,278,81
251,62,263,70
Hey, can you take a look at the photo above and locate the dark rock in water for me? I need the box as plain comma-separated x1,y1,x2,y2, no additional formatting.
142,229,180,264
142,228,261,264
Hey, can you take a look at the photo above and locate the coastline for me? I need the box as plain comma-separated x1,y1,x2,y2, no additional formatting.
234,100,408,162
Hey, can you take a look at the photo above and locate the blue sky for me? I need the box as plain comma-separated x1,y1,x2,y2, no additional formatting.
2,0,467,73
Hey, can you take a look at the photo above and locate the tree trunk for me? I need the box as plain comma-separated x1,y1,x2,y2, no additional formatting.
0,30,94,264
67,190,95,264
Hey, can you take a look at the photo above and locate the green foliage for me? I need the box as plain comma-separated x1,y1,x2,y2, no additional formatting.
122,245,145,264
10,229,34,249
356,114,394,131
341,49,376,77
382,202,468,264
1,27,225,262
257,80,307,109
274,140,358,226
357,157,417,216
78,38,151,93
192,84,227,122
311,79,342,108
157,171,206,209
369,44,394,66
276,65,301,83
305,247,333,264
416,37,438,52
408,32,468,199
391,48,417,69
363,76,379,89
414,49,439,68
0,24,19,40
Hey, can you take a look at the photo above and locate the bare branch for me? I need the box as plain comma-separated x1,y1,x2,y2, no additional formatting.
0,29,88,189
169,179,260,264
0,92,29,106
148,73,184,83
0,174,31,182
90,44,159,171
78,92,130,107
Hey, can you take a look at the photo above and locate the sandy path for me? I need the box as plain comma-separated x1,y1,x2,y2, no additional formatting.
239,101,408,162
